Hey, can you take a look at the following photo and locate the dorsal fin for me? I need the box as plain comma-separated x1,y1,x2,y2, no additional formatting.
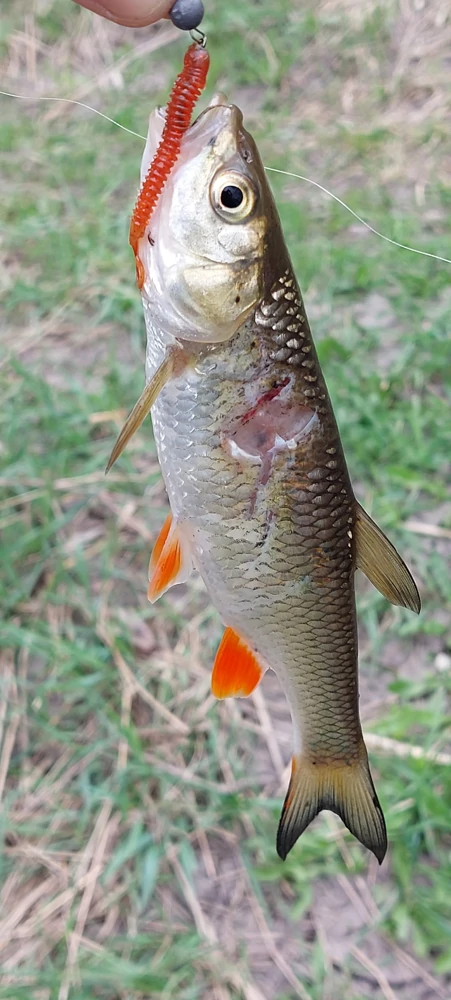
355,503,420,613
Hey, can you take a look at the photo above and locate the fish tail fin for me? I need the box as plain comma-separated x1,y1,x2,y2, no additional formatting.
277,747,387,864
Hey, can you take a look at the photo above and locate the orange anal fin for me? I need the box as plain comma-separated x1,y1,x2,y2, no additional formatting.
147,516,193,603
212,627,265,699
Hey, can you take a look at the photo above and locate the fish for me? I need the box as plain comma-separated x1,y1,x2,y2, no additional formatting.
115,95,420,863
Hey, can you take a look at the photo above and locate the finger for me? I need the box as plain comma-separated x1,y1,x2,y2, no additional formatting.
73,0,173,27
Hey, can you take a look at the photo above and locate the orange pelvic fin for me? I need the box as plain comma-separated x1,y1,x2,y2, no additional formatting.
212,627,265,699
148,513,193,602
277,750,387,864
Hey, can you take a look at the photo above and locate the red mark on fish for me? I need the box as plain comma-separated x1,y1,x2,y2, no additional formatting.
222,378,315,513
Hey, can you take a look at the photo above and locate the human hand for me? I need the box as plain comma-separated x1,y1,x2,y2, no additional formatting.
72,1,173,27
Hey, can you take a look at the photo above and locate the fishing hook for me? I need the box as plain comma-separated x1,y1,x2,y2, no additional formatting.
190,27,207,47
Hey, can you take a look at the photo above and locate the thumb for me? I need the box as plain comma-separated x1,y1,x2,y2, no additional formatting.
72,1,173,26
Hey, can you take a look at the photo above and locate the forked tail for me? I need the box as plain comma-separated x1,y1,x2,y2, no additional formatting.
277,748,387,863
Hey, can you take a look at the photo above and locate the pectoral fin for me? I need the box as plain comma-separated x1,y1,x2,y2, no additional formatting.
147,514,193,602
105,346,186,473
355,503,420,613
212,627,266,699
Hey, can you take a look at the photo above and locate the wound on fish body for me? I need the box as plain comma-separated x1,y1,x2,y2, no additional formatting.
221,381,316,514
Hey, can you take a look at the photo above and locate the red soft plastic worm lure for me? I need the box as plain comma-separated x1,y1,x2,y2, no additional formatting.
129,41,210,289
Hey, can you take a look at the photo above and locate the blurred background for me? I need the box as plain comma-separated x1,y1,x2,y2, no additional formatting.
1,1,451,997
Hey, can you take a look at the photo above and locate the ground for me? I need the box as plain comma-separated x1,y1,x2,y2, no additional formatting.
1,1,451,998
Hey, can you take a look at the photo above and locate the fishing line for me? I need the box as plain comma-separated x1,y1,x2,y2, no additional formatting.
2,89,450,268
0,90,146,140
265,167,451,267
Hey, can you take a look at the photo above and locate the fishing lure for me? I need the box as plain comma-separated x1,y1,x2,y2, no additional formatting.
129,38,210,288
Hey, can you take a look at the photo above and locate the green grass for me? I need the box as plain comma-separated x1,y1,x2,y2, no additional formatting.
1,1,451,998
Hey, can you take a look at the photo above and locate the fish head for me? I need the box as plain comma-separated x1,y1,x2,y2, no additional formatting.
140,97,286,344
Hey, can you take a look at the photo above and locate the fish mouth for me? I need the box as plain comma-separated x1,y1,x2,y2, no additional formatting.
207,92,229,108
188,101,245,158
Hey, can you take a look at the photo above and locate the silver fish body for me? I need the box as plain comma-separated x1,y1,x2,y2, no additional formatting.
134,97,420,862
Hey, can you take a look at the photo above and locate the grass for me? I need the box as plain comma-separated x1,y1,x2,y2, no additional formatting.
1,0,451,997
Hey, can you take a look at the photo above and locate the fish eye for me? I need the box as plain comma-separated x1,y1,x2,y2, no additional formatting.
220,185,243,209
210,170,256,222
